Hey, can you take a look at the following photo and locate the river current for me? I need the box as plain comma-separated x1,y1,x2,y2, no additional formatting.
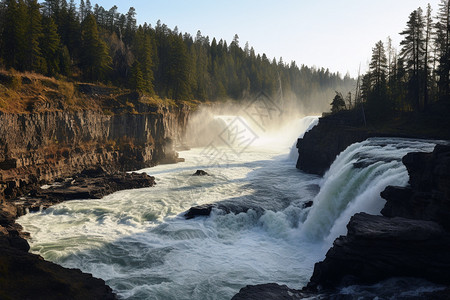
18,116,444,299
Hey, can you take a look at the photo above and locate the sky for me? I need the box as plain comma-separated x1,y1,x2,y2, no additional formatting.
95,0,442,78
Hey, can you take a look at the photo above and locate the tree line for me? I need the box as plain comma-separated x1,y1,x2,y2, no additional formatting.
0,0,353,104
341,1,450,119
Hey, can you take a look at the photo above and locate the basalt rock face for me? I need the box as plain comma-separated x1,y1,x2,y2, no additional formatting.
296,111,370,176
0,104,189,202
306,213,450,291
381,144,450,230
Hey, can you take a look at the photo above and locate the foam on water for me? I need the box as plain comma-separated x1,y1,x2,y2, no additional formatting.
18,117,440,299
19,116,322,300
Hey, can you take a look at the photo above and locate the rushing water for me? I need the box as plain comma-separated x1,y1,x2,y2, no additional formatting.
18,116,443,299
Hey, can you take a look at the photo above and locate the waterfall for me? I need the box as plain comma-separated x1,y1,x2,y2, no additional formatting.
300,138,437,243
288,116,319,161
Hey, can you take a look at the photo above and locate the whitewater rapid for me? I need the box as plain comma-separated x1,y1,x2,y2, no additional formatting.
18,116,440,299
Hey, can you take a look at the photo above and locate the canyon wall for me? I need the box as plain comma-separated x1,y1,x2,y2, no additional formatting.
0,104,190,201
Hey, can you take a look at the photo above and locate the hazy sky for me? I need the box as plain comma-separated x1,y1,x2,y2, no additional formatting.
97,0,441,77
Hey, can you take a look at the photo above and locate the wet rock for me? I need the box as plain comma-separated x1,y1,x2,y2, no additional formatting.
232,283,309,300
381,145,450,230
184,204,213,219
306,213,450,291
192,169,209,176
303,201,313,208
0,245,116,300
16,171,155,207
296,110,371,175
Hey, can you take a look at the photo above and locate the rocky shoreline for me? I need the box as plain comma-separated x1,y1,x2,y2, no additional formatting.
0,168,157,299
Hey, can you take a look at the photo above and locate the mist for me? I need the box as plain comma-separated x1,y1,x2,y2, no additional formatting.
185,80,352,149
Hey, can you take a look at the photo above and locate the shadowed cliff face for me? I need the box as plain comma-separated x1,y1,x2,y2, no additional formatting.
0,104,190,201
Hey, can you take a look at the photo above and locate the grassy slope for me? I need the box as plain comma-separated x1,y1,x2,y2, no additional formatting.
0,69,200,114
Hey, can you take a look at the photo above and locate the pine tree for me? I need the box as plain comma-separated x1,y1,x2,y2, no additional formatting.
423,4,433,107
167,33,191,99
25,0,45,72
2,0,27,70
124,7,136,44
369,40,388,87
130,61,145,92
41,16,61,75
400,8,425,110
330,92,346,113
435,0,450,100
80,14,111,80
79,0,85,21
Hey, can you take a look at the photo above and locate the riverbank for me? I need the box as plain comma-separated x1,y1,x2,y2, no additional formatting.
0,72,192,298
0,168,158,300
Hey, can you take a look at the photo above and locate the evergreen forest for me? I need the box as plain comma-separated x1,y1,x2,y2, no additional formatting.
0,0,353,109
339,1,450,120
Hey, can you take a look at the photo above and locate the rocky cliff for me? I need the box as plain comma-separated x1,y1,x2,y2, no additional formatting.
296,102,450,176
296,110,371,176
0,100,190,201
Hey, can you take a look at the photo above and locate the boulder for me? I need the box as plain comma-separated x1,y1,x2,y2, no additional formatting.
0,245,116,300
306,213,450,291
192,169,209,176
232,283,308,300
382,145,450,230
184,204,213,219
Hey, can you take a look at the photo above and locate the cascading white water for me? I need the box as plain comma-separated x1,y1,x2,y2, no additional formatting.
300,138,437,245
17,116,441,299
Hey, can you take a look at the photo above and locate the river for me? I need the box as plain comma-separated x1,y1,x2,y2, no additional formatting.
18,115,442,299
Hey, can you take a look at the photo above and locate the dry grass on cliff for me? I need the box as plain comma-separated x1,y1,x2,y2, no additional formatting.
0,69,199,114
0,69,84,113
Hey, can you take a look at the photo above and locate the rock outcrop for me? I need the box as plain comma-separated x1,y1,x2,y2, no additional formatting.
13,167,156,214
305,144,450,292
0,167,158,300
192,169,209,176
296,110,371,176
232,283,308,300
306,213,450,290
0,101,189,202
381,144,450,230
0,239,116,300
